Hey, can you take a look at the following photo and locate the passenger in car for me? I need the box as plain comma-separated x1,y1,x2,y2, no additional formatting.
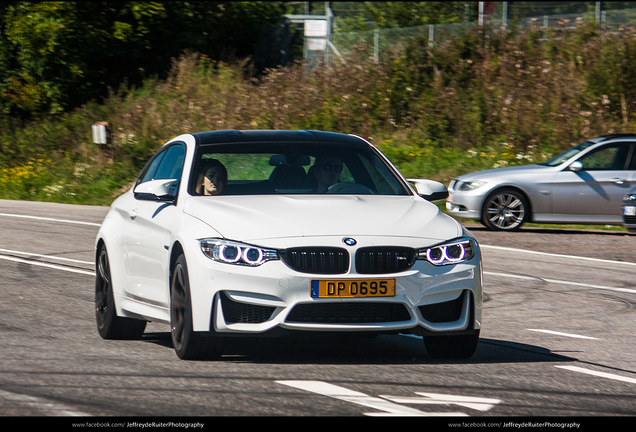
195,159,228,196
312,155,342,193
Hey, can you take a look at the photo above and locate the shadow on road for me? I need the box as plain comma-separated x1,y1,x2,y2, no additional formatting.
141,331,577,364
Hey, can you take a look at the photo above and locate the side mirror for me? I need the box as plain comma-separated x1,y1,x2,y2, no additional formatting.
568,161,583,172
407,179,449,202
133,179,178,202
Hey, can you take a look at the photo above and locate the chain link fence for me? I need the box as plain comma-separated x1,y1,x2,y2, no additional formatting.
330,5,636,64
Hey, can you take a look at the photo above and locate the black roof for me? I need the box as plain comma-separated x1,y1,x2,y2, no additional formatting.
192,130,366,146
595,133,636,142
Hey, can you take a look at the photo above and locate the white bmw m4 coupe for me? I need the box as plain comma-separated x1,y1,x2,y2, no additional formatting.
95,130,483,360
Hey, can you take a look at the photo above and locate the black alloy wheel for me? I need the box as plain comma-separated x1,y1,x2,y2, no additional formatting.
95,244,146,339
170,254,221,360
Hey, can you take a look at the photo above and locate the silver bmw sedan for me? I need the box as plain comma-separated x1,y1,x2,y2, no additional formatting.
447,134,636,230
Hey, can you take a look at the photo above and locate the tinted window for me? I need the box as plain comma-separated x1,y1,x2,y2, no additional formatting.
189,142,410,196
138,151,166,184
541,141,595,166
577,144,632,170
155,145,186,180
138,144,186,184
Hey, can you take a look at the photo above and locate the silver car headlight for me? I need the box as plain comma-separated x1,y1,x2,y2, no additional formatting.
200,239,278,266
417,238,475,266
457,180,486,192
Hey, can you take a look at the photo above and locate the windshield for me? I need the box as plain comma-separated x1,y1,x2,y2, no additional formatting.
540,141,596,166
189,142,411,196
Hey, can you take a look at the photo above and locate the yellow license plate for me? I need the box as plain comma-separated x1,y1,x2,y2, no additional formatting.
311,279,396,298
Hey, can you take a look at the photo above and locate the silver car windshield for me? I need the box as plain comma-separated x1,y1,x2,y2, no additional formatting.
189,142,411,196
540,141,595,166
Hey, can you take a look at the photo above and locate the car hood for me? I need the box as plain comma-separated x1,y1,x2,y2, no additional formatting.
183,195,461,243
456,164,554,181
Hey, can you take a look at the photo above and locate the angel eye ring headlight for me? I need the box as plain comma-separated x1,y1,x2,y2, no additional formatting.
418,238,475,266
201,239,278,266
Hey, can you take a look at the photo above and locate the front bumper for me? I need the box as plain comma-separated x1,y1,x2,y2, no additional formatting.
185,237,483,336
445,190,487,222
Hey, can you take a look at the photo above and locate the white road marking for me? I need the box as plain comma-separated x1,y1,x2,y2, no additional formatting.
381,392,501,412
481,244,636,267
0,254,94,276
0,248,93,265
0,212,101,227
528,329,600,340
0,388,90,416
556,366,636,385
276,380,467,416
484,271,636,294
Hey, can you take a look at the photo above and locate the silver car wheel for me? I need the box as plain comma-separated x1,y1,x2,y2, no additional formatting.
482,189,528,231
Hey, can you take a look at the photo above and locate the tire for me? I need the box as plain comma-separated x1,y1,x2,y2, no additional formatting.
170,254,221,360
95,244,146,340
481,188,528,231
423,330,480,359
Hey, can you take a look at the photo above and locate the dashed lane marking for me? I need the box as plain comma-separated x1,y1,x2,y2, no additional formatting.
0,254,94,276
481,244,636,267
277,380,468,416
484,271,636,294
0,248,93,265
0,212,101,227
556,366,636,385
0,388,90,416
528,329,600,340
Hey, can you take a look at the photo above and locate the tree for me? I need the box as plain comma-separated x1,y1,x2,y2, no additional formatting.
0,1,287,119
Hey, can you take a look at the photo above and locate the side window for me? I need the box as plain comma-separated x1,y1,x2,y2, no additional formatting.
138,151,166,184
138,144,186,184
155,144,186,181
357,153,406,194
578,144,632,170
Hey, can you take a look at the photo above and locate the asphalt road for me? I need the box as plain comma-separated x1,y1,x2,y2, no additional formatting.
0,199,635,424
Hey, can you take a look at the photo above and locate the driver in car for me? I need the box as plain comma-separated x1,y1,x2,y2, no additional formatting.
195,159,228,196
313,155,342,193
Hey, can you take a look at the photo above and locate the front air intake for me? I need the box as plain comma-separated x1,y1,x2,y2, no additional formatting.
286,302,411,324
281,247,349,274
355,247,416,274
220,292,276,324
419,292,465,323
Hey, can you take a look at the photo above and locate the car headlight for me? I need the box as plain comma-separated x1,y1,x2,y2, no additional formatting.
417,238,475,266
200,239,278,266
457,180,486,192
